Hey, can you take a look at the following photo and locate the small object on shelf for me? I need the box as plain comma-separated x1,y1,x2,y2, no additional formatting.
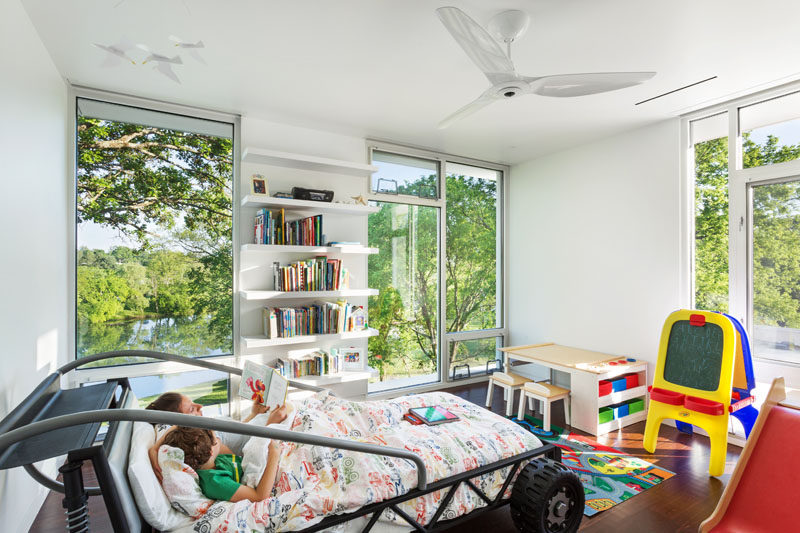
273,191,293,199
351,194,367,206
598,380,612,397
599,407,614,424
611,377,627,393
611,402,630,419
292,186,333,202
342,346,364,371
625,373,639,389
250,174,269,196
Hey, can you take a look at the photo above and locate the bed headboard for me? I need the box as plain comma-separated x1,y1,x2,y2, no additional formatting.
105,390,146,533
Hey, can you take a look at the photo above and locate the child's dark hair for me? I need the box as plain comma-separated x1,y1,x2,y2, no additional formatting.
163,427,215,470
145,392,184,413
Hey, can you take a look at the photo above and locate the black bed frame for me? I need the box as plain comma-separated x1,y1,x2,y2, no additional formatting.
0,351,561,533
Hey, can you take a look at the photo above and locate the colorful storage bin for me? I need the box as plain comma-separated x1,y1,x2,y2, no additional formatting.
626,398,644,414
625,373,640,389
611,402,630,419
599,380,612,397
611,377,627,393
599,407,614,424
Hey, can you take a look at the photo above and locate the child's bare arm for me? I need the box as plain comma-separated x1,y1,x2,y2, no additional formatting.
148,426,176,483
229,441,281,502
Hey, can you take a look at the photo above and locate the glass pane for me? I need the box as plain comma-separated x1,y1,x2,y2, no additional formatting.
751,180,800,362
691,113,729,313
449,337,501,377
740,91,800,168
130,369,229,413
76,99,234,366
367,202,439,392
445,163,501,332
371,150,439,198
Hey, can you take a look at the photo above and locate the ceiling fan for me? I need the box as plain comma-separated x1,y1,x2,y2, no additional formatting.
435,7,655,129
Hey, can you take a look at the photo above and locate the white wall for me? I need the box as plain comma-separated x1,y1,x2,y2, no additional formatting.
0,1,68,531
508,119,682,381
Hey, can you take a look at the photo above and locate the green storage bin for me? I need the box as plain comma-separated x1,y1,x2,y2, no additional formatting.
599,407,614,424
626,398,645,414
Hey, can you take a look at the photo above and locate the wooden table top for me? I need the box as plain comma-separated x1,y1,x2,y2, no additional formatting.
500,342,639,374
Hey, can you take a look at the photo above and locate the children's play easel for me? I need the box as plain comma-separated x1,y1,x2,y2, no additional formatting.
643,310,758,477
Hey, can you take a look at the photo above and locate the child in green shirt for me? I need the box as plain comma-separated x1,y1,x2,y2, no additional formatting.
162,405,287,502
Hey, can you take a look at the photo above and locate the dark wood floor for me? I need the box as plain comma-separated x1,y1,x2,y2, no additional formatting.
31,382,739,532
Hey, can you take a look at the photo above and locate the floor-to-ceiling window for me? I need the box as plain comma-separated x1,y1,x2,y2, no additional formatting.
686,87,800,365
74,95,235,408
367,144,505,392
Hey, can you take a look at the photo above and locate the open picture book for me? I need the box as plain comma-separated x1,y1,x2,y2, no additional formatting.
239,360,289,410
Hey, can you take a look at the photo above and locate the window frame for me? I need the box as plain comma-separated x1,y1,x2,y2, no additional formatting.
366,140,508,386
682,80,800,368
67,86,242,388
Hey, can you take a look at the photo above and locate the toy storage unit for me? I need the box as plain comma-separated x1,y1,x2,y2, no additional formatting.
569,360,649,436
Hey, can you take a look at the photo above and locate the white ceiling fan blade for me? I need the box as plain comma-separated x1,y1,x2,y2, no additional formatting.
438,93,496,129
527,72,655,97
436,6,516,85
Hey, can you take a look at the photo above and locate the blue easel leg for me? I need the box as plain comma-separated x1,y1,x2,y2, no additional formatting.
675,420,693,435
732,405,759,439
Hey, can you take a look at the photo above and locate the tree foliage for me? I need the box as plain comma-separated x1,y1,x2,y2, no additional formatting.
695,131,800,333
76,117,233,356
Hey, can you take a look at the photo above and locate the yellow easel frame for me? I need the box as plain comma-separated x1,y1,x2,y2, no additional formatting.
643,309,737,476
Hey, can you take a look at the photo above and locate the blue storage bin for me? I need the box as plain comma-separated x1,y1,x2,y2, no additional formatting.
611,402,629,419
611,377,627,393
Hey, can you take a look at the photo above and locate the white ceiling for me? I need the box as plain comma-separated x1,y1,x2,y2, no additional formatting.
21,0,800,165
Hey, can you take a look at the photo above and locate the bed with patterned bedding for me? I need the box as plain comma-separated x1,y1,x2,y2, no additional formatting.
162,390,542,533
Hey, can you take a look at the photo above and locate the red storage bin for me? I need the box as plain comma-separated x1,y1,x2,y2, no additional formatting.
599,380,612,396
625,373,639,389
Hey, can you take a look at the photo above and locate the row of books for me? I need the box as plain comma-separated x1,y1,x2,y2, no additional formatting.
254,208,324,246
272,257,349,292
274,349,343,378
262,301,367,338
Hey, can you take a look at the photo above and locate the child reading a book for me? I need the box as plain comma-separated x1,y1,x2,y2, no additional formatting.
162,426,282,502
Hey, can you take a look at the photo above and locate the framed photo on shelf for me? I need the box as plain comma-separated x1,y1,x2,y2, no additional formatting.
250,174,269,196
342,347,364,371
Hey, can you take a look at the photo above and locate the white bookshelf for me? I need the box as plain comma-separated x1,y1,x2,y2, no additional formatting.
241,289,379,301
241,328,379,349
241,244,378,255
240,147,379,400
242,147,378,177
242,194,379,215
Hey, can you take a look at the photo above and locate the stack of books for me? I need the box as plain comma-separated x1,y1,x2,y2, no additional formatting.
262,301,366,338
273,257,349,292
254,208,323,246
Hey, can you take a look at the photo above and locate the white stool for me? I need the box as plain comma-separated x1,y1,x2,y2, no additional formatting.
486,372,531,416
518,381,571,432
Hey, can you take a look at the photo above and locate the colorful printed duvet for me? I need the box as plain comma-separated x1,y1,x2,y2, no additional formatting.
182,391,541,532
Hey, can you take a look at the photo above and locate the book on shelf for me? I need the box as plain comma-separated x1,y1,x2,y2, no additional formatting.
253,208,323,246
274,348,345,379
239,360,288,410
274,256,350,292
262,301,367,338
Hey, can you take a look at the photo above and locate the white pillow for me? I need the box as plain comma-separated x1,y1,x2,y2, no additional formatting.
127,422,194,531
158,445,215,518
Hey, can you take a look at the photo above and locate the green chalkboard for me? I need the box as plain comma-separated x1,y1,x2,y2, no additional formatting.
663,320,724,391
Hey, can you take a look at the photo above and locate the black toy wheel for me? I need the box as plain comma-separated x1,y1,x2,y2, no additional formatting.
510,458,584,533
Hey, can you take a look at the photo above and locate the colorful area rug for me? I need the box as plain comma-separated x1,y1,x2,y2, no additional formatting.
512,415,675,516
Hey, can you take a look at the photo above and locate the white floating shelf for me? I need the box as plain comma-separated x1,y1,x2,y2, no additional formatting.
597,385,648,408
241,328,378,349
242,147,378,177
241,244,379,255
241,195,379,215
289,371,373,387
241,289,379,301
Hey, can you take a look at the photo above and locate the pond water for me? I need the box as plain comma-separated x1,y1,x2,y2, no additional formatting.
77,314,232,365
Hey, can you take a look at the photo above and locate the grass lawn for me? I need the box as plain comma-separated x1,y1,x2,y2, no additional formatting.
138,378,229,408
